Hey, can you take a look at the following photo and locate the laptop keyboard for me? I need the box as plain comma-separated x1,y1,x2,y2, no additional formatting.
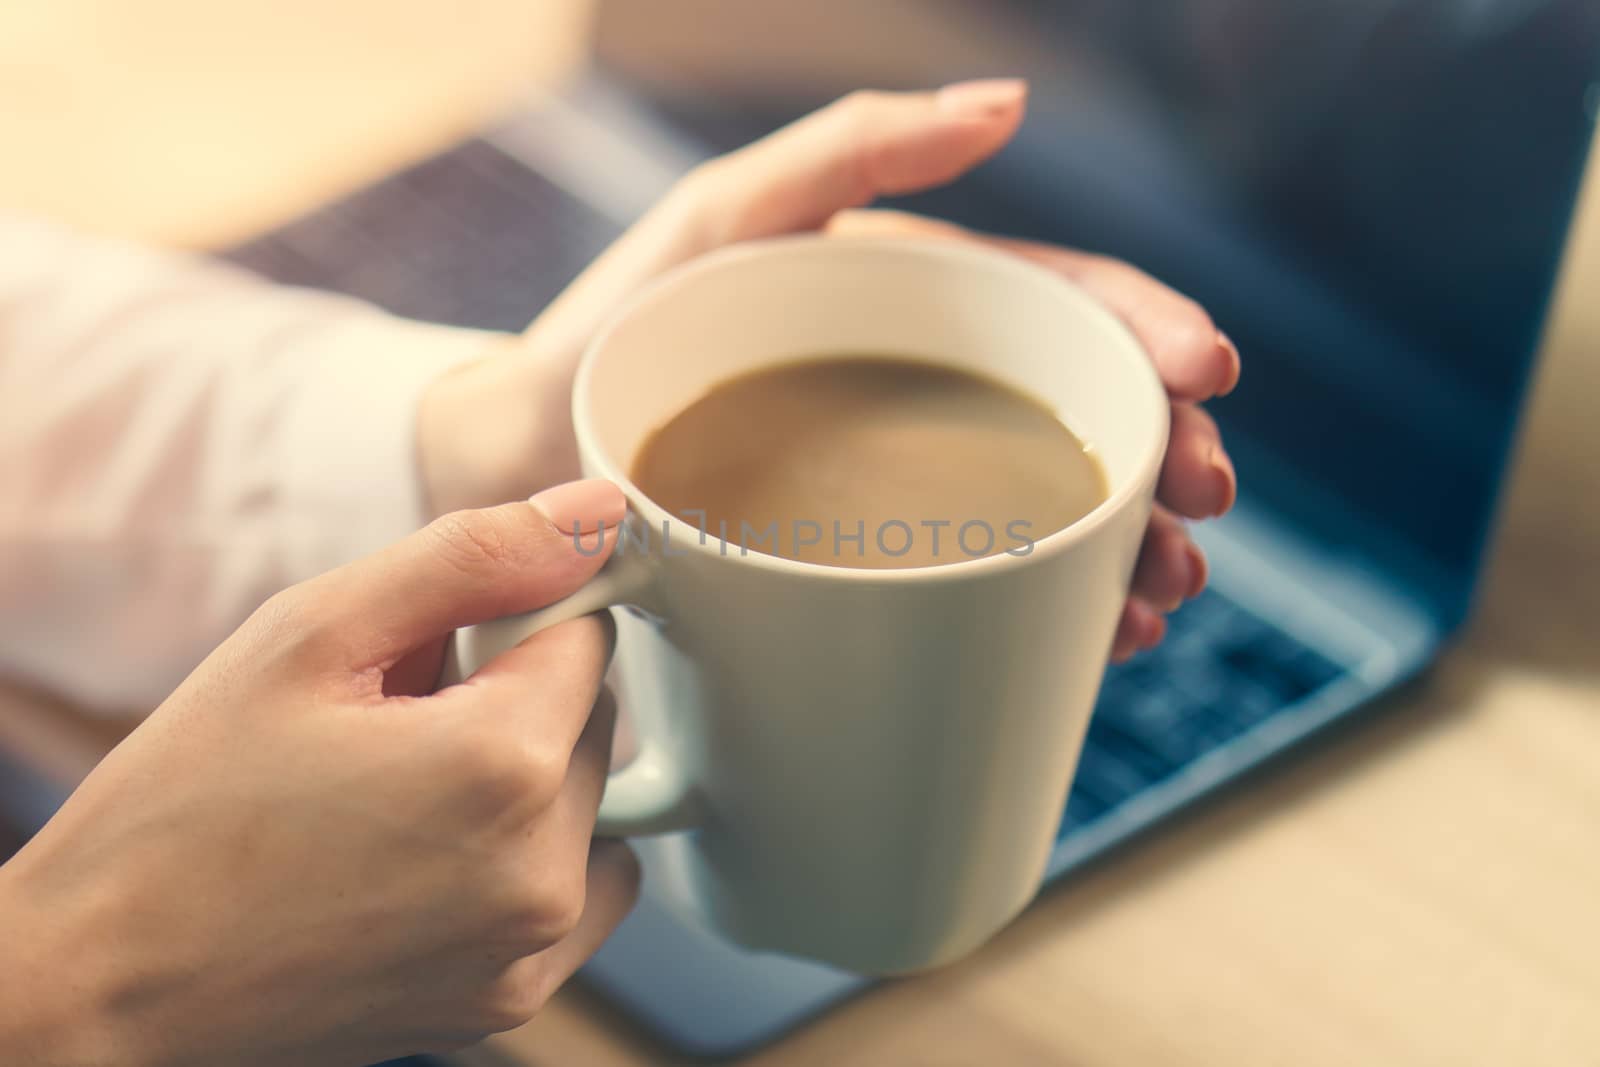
225,137,617,331
1062,587,1346,836
222,134,1350,850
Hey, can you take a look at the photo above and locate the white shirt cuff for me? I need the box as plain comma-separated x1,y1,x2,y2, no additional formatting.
277,309,494,580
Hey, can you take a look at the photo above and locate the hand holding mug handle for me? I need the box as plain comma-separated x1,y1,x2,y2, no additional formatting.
442,530,701,837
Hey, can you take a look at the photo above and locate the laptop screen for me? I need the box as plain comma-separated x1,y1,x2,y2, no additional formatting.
901,2,1600,624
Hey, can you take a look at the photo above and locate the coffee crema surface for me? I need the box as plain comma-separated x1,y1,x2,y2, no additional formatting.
630,356,1108,569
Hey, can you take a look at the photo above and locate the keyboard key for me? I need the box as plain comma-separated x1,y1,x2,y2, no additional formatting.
1281,646,1347,693
1091,698,1205,767
1060,788,1107,837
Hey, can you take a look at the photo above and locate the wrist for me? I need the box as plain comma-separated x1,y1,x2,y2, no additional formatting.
417,337,581,517
0,855,152,1067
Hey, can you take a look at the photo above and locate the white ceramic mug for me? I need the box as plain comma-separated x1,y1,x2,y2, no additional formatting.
446,235,1168,973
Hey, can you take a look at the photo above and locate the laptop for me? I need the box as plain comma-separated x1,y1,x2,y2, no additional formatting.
223,3,1600,1055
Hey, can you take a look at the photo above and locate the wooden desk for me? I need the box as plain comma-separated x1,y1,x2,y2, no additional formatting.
3,3,1597,1064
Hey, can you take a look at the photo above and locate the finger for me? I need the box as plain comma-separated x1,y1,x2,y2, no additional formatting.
827,208,1241,401
301,479,626,669
437,617,618,771
826,206,969,240
527,840,642,999
1130,507,1208,613
1110,598,1168,662
502,687,619,894
1006,244,1237,402
605,665,640,771
523,82,1026,355
555,685,619,838
1158,404,1236,519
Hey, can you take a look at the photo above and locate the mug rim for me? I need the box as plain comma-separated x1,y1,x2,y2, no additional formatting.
572,233,1170,585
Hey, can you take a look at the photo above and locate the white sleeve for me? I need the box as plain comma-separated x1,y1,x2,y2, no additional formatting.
0,214,496,714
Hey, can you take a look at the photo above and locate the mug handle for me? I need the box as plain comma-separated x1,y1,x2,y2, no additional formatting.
439,546,703,837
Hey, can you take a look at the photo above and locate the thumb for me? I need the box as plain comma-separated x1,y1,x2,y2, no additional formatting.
302,479,626,669
690,78,1029,237
525,80,1026,356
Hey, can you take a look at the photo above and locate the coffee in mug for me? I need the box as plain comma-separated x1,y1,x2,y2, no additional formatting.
630,355,1108,569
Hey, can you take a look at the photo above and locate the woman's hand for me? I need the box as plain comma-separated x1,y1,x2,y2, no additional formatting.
419,80,1237,660
0,482,633,1067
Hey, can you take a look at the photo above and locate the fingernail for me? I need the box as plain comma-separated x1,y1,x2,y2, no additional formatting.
530,479,626,538
1207,445,1237,517
1184,540,1209,600
1216,330,1241,396
937,78,1027,118
1141,614,1168,650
